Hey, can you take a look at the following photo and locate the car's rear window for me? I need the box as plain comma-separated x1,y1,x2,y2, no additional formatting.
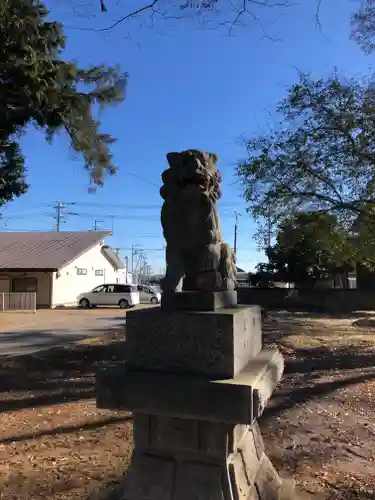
115,284,138,293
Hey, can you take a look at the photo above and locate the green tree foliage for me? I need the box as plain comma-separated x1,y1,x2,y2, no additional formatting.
237,72,375,235
0,0,127,205
264,212,356,287
250,263,276,288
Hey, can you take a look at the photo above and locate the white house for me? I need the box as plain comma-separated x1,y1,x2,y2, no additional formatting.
0,231,131,307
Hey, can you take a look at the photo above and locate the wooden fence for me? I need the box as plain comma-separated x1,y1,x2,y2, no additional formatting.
0,292,37,313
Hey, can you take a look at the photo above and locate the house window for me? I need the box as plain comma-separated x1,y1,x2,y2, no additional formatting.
12,277,37,293
77,268,88,276
95,269,104,276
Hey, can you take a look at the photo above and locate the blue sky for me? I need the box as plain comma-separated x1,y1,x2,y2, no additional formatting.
1,0,373,272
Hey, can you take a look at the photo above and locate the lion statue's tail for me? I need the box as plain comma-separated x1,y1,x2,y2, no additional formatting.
219,242,237,291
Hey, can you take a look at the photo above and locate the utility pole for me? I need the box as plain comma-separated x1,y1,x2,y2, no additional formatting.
93,219,103,231
54,202,64,232
131,245,135,275
131,245,142,282
234,212,241,255
139,253,146,284
125,256,129,283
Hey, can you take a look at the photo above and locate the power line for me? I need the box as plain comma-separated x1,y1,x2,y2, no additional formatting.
0,211,161,222
18,199,246,211
118,247,165,252
66,211,160,221
64,201,163,209
64,210,240,222
0,212,52,220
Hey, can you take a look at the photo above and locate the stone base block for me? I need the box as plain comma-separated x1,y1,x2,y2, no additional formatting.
161,290,238,311
125,305,262,378
113,415,296,500
97,348,284,424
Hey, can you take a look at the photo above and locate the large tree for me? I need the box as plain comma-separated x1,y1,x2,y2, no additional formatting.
0,0,126,205
237,72,375,238
264,212,356,288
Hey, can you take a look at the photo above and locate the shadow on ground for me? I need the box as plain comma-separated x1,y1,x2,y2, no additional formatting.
270,308,375,320
0,333,126,411
0,414,132,445
0,321,126,357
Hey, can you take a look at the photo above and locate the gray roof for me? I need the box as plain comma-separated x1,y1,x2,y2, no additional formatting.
102,245,125,269
0,231,111,270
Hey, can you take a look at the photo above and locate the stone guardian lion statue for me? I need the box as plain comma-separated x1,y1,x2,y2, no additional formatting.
160,149,237,293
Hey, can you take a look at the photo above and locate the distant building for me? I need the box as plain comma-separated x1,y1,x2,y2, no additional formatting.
149,267,252,288
236,267,251,288
0,231,130,307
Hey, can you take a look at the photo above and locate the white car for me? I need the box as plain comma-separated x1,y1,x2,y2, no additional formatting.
137,284,161,304
78,283,140,309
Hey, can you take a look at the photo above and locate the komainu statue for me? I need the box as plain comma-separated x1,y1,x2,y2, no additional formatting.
160,149,237,293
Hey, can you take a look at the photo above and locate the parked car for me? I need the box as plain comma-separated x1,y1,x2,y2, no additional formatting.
137,284,161,304
77,283,140,309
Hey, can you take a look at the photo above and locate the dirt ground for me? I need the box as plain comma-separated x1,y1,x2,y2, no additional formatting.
0,307,138,333
1,311,375,499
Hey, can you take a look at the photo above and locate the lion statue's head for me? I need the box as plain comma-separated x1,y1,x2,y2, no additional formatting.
160,149,222,202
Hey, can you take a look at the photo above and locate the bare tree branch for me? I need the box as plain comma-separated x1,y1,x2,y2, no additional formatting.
67,0,160,31
64,0,295,36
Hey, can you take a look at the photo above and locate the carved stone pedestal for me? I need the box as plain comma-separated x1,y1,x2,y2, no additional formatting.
125,415,288,500
96,297,295,500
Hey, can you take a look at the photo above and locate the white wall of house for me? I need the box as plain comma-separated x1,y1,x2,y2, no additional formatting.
51,242,124,307
124,271,133,284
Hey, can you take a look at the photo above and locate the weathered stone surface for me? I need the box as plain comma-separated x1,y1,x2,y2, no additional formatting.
96,348,284,424
251,422,265,460
247,486,261,500
161,290,238,311
254,455,283,500
124,453,174,500
198,422,249,457
132,413,150,449
114,418,294,500
97,366,251,423
240,431,261,485
150,416,199,451
125,305,262,378
228,452,250,500
174,463,224,500
248,350,285,420
160,149,237,293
